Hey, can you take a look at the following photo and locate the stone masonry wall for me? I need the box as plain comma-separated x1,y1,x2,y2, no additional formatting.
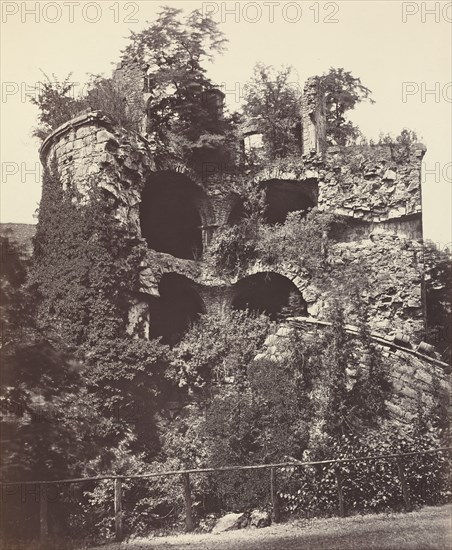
301,77,327,155
112,58,148,133
328,233,425,339
319,143,425,222
39,112,154,232
256,323,449,431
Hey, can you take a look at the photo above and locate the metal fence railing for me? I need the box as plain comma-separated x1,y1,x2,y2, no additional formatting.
1,446,450,542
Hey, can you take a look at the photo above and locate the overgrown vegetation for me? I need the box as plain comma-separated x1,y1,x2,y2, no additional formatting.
30,72,135,139
207,206,345,286
0,164,171,541
423,240,452,364
30,5,374,172
30,8,241,176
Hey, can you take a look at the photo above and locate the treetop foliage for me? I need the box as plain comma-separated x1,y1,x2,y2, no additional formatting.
316,67,374,146
122,7,227,70
242,64,302,160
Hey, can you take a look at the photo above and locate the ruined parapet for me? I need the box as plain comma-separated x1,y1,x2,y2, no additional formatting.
302,77,327,155
318,143,426,227
112,57,149,133
202,87,225,120
39,111,155,231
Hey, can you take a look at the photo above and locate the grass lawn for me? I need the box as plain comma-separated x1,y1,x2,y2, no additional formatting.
86,504,452,550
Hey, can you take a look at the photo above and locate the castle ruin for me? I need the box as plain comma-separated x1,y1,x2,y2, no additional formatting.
37,60,448,425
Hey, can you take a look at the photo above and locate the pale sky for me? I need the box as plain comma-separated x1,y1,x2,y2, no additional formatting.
1,0,451,246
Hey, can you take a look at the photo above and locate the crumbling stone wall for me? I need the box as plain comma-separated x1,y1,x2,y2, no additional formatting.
319,143,425,223
112,58,148,133
38,110,427,342
256,322,449,429
328,233,425,339
301,77,327,155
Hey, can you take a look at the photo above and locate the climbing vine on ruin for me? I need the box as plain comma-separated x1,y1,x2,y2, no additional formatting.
30,161,171,457
31,161,141,347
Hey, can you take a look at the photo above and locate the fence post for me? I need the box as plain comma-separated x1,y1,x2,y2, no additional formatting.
270,467,280,523
114,478,123,541
39,483,48,541
182,473,194,532
396,458,412,512
334,465,345,517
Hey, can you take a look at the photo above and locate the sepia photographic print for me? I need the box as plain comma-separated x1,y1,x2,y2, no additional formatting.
1,1,451,548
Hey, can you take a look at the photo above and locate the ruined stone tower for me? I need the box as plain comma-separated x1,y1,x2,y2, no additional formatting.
38,62,448,425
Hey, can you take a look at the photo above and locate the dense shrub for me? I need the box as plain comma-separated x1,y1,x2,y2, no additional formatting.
168,308,273,393
279,429,450,516
207,207,342,280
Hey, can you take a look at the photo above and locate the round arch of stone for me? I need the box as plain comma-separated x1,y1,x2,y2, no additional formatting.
151,261,321,319
235,261,315,298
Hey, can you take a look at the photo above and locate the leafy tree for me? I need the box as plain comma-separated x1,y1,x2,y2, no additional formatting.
121,6,232,167
317,68,374,146
123,6,226,75
29,7,232,157
0,233,31,346
30,72,84,139
0,235,110,539
242,63,302,160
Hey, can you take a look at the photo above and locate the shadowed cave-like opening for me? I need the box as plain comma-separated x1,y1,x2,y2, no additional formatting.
232,272,307,320
149,274,205,345
140,172,203,260
262,180,316,224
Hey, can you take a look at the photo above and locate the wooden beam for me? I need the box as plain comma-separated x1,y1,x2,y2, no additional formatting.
0,448,449,486
114,478,123,541
270,467,280,523
335,465,345,517
182,473,194,532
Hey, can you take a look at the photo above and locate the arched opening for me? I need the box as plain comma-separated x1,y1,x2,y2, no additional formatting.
262,180,316,225
140,172,203,259
232,272,307,320
149,274,205,345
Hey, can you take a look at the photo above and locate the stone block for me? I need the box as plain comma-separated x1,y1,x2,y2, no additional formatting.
212,513,246,534
383,169,397,181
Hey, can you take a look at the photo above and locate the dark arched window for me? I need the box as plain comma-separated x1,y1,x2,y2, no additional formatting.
232,272,307,320
140,172,203,259
228,199,247,226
